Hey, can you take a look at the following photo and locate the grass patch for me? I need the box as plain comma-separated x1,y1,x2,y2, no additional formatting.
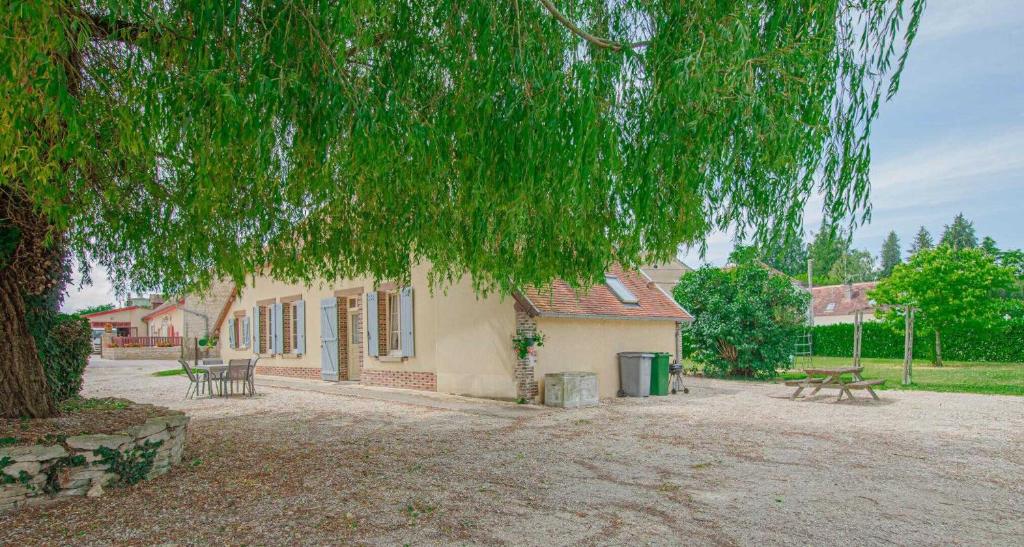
152,368,186,377
779,356,1024,396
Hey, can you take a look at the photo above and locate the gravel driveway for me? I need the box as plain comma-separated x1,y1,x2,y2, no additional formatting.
2,358,1022,545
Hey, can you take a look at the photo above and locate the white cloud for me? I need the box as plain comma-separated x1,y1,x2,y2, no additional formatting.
917,0,1024,42
870,128,1024,205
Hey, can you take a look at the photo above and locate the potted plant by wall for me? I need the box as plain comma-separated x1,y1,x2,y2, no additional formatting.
512,329,545,360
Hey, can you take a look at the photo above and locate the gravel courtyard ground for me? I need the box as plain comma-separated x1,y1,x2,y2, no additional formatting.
2,358,1022,546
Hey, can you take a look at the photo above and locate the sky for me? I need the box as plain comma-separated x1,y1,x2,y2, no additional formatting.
62,0,1024,311
680,0,1024,267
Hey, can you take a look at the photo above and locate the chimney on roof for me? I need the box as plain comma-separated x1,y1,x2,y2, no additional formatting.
149,294,164,307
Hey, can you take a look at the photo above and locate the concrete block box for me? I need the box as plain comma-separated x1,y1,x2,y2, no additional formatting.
544,372,599,408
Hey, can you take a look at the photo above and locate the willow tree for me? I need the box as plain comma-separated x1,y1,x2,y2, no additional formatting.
1,1,923,417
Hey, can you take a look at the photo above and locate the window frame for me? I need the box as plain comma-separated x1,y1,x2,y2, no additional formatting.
386,291,401,355
605,274,639,305
232,312,249,349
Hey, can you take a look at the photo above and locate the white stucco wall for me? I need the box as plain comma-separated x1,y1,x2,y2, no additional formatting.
218,266,519,398
534,318,678,399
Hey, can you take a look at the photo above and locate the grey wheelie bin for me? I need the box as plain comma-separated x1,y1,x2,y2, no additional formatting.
617,352,654,397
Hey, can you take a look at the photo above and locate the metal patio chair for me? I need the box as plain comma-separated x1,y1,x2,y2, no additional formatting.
222,359,253,396
179,359,211,399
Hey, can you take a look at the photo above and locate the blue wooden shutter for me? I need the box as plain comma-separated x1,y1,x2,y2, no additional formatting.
265,305,274,354
366,292,379,357
320,298,338,381
272,303,284,354
228,318,236,349
252,306,260,351
399,287,415,357
241,317,250,349
295,300,306,355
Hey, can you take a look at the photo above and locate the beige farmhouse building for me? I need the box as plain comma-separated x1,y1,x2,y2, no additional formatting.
217,265,691,401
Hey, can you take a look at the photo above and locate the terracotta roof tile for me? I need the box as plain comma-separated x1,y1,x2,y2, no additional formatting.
811,282,878,317
519,265,692,321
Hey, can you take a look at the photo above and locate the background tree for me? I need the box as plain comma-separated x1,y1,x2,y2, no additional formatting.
908,226,934,257
73,303,115,317
879,230,902,277
980,236,1000,256
807,228,851,284
674,260,808,378
870,247,1016,366
757,236,810,279
827,249,877,283
999,249,1024,279
939,213,978,250
0,1,924,417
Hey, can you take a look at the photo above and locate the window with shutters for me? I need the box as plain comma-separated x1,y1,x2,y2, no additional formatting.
368,287,413,360
232,312,248,349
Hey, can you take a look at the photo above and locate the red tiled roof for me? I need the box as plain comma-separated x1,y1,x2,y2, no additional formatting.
81,306,140,318
811,282,878,317
518,265,692,321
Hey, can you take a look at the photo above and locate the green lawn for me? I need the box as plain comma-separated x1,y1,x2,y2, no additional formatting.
153,368,186,377
778,356,1024,396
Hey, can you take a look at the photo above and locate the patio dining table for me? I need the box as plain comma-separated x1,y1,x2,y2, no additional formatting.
786,366,884,401
195,361,229,396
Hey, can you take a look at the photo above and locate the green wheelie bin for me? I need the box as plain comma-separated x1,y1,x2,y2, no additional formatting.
650,352,671,396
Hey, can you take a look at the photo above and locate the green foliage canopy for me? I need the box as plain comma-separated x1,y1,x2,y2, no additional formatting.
2,1,923,295
675,261,808,378
908,226,933,257
871,247,1017,340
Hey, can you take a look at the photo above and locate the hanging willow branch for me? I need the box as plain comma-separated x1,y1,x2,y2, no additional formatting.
536,0,648,51
2,0,925,300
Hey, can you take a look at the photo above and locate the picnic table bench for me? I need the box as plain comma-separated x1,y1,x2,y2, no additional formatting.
787,366,884,401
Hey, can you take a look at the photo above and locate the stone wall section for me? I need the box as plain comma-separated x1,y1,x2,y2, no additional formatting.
181,279,235,343
282,302,293,354
102,345,182,360
254,365,322,380
337,297,349,380
0,412,189,514
514,304,539,401
361,370,436,391
377,291,389,356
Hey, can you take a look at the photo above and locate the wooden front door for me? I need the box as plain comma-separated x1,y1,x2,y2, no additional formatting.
347,303,362,381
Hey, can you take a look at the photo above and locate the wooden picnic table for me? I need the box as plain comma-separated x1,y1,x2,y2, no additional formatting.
786,366,884,401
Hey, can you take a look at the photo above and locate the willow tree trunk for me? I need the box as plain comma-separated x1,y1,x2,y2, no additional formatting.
933,329,943,367
0,270,54,418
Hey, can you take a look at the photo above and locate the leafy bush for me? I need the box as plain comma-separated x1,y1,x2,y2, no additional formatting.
35,314,93,404
676,262,808,378
811,320,1024,363
25,267,93,405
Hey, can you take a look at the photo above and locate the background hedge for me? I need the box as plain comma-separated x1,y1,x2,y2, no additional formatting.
811,320,1024,363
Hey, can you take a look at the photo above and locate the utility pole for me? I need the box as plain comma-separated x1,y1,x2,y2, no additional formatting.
903,306,915,385
806,259,814,327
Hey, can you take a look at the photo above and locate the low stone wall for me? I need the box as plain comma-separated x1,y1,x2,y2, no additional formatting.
0,412,189,514
101,345,182,360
